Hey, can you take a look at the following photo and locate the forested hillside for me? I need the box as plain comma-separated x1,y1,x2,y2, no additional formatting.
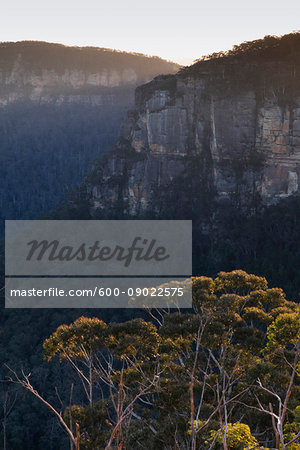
0,42,179,220
0,101,125,219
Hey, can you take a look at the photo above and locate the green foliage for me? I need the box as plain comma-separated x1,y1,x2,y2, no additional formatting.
214,270,268,294
266,312,299,351
64,402,109,449
284,406,300,449
4,271,300,448
209,422,264,449
107,318,160,359
43,316,108,361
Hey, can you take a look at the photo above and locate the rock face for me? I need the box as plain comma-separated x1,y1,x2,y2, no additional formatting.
0,41,179,105
87,36,300,217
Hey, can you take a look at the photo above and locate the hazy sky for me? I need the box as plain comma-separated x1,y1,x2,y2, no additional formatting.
1,0,299,65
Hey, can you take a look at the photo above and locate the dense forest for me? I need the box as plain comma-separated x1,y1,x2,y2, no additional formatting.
0,100,126,220
1,272,299,449
0,41,178,81
185,31,300,69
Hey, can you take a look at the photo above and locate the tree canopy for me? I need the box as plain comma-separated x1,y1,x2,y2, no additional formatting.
9,270,299,449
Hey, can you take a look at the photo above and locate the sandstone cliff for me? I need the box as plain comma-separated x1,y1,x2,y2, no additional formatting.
87,33,300,216
0,41,179,105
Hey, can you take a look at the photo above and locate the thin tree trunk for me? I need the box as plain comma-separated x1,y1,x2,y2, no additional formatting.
69,383,74,450
75,423,80,450
89,357,93,407
269,403,280,449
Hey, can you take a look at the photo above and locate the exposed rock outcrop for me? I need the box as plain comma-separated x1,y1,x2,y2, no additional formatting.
0,41,179,105
87,34,300,217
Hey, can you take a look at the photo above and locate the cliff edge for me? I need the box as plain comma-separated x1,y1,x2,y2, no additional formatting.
87,33,300,217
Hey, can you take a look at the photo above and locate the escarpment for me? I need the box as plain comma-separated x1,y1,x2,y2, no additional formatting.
86,33,300,218
0,41,179,105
